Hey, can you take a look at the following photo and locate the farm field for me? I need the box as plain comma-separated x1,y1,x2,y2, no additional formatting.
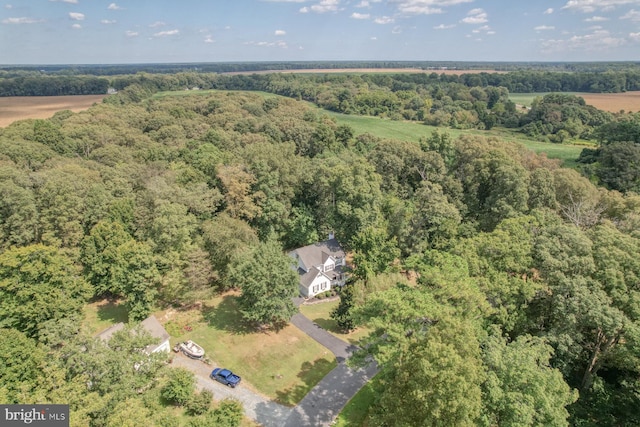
0,95,107,127
509,91,640,113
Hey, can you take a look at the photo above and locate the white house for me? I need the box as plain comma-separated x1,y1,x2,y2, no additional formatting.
97,315,171,354
289,235,348,298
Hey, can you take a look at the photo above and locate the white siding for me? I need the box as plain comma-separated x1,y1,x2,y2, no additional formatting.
307,274,331,298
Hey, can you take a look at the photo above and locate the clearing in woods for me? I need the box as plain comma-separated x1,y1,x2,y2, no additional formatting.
0,95,107,127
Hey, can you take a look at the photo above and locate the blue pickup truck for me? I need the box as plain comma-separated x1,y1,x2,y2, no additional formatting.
210,368,241,388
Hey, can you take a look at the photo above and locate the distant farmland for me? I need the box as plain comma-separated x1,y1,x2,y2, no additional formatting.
0,95,107,127
510,91,640,113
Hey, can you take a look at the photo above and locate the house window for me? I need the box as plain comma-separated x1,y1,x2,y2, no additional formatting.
313,285,319,293
321,282,327,290
335,257,343,266
325,263,334,272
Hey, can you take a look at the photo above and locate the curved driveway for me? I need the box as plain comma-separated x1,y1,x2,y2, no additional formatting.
175,307,378,427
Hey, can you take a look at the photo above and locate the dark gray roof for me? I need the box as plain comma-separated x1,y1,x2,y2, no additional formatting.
141,315,170,342
97,322,125,342
294,238,345,272
300,266,324,288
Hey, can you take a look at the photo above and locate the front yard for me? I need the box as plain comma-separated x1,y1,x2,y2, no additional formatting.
159,293,336,406
299,300,372,345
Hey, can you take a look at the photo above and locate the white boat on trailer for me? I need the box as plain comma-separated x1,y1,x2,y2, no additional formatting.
176,340,205,359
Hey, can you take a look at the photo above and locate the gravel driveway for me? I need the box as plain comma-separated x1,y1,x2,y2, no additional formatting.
172,308,378,427
171,353,293,427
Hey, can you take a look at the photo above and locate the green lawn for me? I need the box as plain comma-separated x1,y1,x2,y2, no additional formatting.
82,298,129,335
299,301,372,345
334,378,376,427
165,293,337,406
508,92,551,107
323,110,584,167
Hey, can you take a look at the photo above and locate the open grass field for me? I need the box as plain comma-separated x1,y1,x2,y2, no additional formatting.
334,380,376,427
299,300,372,345
0,95,107,127
155,89,585,167
509,91,640,113
161,293,336,406
82,293,337,406
324,110,584,167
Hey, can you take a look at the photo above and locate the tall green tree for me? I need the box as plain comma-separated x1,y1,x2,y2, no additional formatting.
228,239,298,330
0,244,91,337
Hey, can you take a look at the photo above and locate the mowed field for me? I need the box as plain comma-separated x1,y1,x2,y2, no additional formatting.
0,95,107,127
509,91,640,113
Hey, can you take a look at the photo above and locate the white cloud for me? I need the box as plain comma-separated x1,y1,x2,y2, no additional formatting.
50,0,78,3
585,15,609,20
351,12,370,19
71,23,81,29
393,0,473,16
154,29,179,37
108,3,122,10
434,23,455,29
149,21,166,28
300,0,340,13
620,8,640,20
125,30,138,37
5,4,12,9
2,16,43,24
461,8,488,24
562,0,640,13
544,8,554,14
357,1,370,7
246,40,289,48
374,15,395,24
204,35,214,43
629,31,640,40
101,19,116,24
535,25,556,30
69,12,84,20
541,29,626,53
275,29,286,35
371,36,377,40
392,26,402,33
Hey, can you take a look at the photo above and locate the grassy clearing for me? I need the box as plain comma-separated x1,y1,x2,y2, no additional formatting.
334,379,376,427
323,111,584,167
299,301,372,345
82,298,129,335
151,89,584,166
163,293,336,406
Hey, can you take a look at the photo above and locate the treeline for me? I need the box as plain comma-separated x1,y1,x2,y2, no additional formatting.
3,67,640,97
2,60,640,76
0,75,109,96
1,89,640,425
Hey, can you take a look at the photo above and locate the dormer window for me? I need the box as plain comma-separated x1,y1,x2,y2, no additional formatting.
325,262,335,272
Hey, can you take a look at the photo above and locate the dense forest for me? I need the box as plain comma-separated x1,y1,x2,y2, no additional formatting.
1,77,640,426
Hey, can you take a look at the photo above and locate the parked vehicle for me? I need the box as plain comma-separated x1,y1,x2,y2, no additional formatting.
210,368,241,388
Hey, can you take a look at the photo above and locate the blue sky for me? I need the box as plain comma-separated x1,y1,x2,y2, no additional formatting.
2,0,640,64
